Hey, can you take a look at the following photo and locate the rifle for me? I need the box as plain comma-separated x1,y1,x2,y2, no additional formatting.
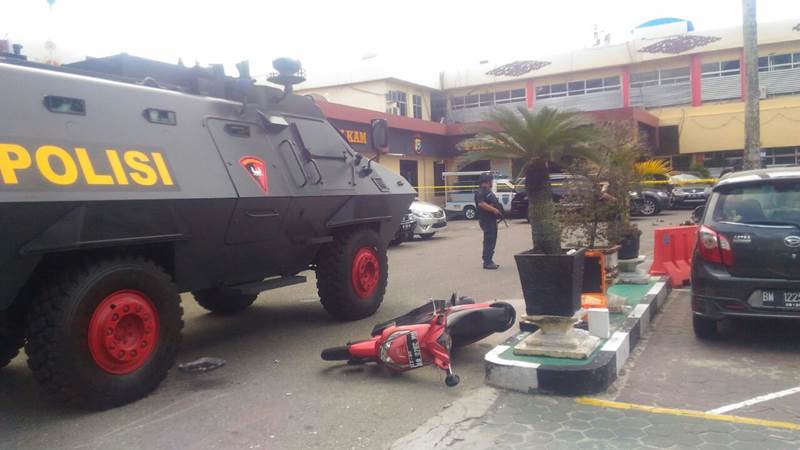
495,203,509,228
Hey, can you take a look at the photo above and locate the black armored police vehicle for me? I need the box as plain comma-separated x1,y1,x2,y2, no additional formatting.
0,53,415,409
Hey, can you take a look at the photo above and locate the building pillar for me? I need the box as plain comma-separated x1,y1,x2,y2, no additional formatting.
739,50,746,102
690,54,702,107
526,79,534,109
621,67,630,108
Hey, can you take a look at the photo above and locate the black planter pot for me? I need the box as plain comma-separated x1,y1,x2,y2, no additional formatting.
514,248,586,317
618,230,641,260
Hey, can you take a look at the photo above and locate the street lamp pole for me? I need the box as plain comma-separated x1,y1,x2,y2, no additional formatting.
742,0,762,170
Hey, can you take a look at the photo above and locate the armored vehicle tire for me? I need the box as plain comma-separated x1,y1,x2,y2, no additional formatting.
0,321,25,370
316,228,388,321
193,289,258,314
25,257,183,410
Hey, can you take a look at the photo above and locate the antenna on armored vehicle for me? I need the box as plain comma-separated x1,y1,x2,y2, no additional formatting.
267,58,306,99
235,60,252,115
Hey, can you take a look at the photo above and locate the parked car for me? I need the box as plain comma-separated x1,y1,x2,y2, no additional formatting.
646,172,713,208
410,201,447,239
691,167,800,339
390,211,416,246
510,174,666,218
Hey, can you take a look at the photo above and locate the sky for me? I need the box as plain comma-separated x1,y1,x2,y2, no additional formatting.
3,0,800,87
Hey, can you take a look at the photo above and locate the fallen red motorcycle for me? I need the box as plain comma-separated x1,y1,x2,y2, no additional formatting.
321,295,516,387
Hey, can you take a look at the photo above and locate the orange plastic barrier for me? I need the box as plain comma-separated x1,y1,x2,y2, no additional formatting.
648,225,698,287
581,250,608,309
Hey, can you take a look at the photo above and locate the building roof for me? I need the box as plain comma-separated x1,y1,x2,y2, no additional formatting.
313,97,660,136
297,76,439,93
441,19,800,90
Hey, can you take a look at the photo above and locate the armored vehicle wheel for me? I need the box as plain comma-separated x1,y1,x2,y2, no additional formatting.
193,289,258,314
316,228,388,321
25,257,183,410
0,317,25,369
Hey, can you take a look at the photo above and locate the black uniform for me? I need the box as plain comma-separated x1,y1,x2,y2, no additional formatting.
475,187,500,265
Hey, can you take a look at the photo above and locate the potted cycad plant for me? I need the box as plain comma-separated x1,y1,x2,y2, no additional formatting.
462,107,601,358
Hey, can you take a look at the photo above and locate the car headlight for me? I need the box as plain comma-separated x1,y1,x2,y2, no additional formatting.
416,212,434,218
672,188,683,195
656,191,669,197
704,187,711,195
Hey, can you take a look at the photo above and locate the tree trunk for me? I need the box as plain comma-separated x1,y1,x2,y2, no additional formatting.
528,184,561,254
742,0,761,170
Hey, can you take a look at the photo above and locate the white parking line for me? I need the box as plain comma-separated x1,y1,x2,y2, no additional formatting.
706,386,800,415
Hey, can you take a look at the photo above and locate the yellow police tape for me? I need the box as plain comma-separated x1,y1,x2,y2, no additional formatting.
412,179,718,190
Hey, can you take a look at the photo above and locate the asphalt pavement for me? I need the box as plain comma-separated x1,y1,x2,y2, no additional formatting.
0,209,729,450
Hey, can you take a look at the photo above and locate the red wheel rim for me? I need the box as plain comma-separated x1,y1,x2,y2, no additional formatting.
87,290,159,375
351,247,380,299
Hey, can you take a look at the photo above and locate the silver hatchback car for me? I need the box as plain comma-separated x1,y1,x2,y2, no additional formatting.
410,200,447,239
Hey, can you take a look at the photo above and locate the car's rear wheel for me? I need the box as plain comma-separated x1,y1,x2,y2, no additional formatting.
464,206,476,220
692,315,718,339
25,257,183,410
193,289,258,314
316,228,388,321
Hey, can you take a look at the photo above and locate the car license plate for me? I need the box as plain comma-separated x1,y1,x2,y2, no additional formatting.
761,290,800,309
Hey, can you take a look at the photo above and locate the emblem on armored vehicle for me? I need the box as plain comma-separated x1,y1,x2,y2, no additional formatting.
239,156,268,193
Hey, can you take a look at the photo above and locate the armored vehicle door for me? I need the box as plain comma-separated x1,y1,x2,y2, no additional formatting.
207,118,292,279
284,116,356,192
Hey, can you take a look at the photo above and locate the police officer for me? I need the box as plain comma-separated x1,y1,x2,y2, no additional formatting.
475,173,502,270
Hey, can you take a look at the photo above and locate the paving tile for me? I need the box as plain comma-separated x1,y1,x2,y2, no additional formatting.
614,427,647,439
700,431,736,445
583,428,617,440
640,434,681,448
552,430,584,442
730,430,768,443
562,419,593,431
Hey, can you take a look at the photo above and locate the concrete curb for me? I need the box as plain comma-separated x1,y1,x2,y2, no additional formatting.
484,278,671,395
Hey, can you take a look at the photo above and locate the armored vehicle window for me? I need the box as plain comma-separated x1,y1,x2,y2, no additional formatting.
224,123,251,138
287,117,351,159
144,108,177,125
44,96,85,115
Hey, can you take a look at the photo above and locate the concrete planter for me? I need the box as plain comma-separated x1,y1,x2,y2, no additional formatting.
514,248,586,317
618,229,642,260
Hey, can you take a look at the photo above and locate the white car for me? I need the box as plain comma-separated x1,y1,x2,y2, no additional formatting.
410,201,447,239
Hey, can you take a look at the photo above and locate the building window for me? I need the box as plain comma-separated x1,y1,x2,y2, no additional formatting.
658,125,680,156
631,67,690,87
702,150,743,168
412,95,423,119
762,147,800,166
399,159,418,188
535,76,619,99
449,88,525,110
701,60,740,78
758,52,800,72
386,90,407,116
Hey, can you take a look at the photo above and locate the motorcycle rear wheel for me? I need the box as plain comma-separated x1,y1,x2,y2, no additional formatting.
321,346,351,361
